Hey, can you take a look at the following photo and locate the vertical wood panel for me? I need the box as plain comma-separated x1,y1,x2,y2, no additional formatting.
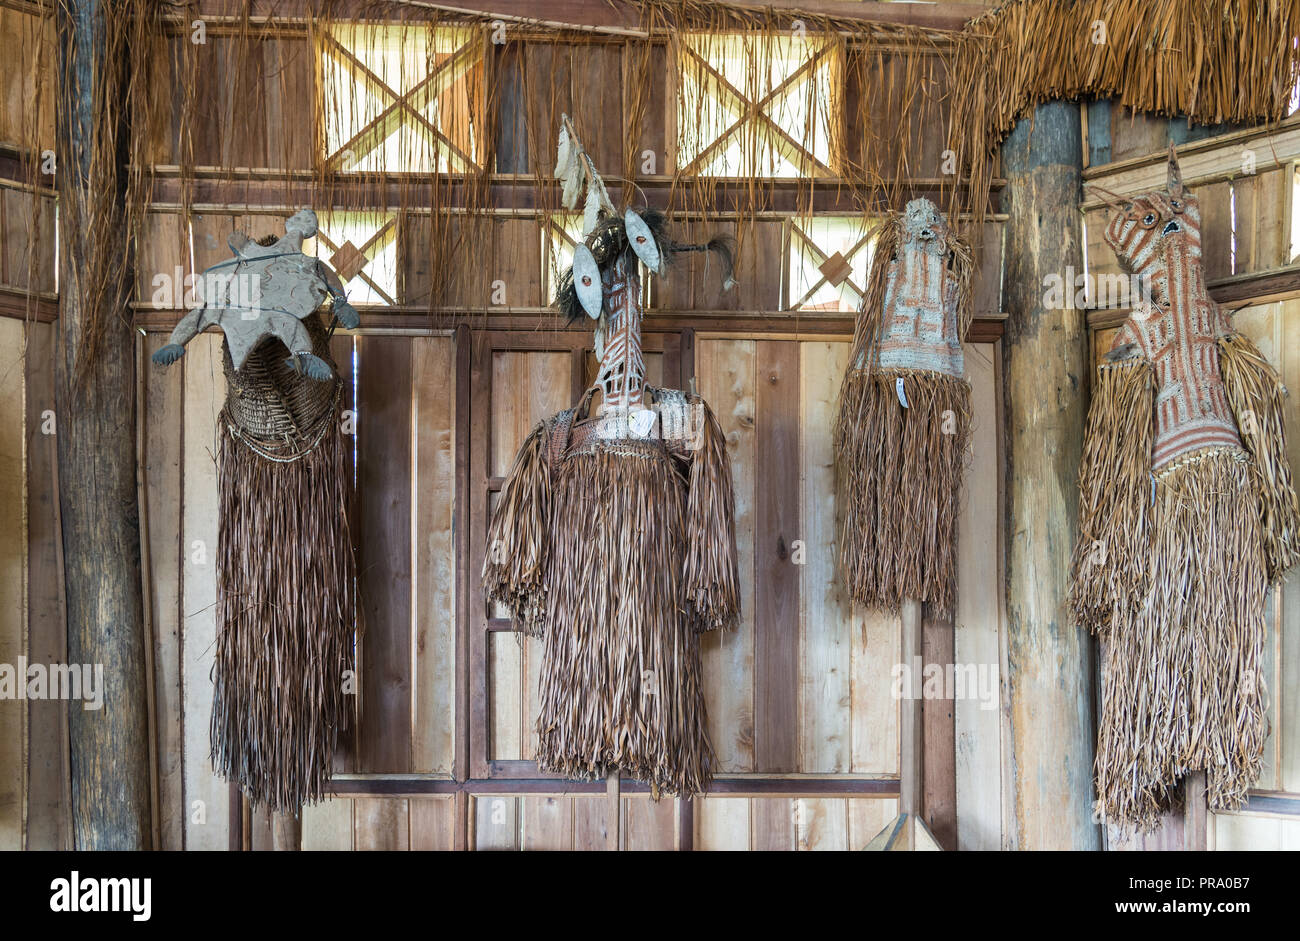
847,797,899,850
796,798,848,851
474,795,519,850
357,336,414,772
301,798,354,850
754,341,799,772
143,334,184,850
696,339,756,773
955,342,1004,850
1,190,56,293
922,603,957,850
750,798,795,851
488,350,570,761
0,317,25,850
24,321,68,849
621,798,677,851
354,797,410,851
798,340,852,772
521,796,573,850
695,796,749,849
409,797,457,851
573,796,612,850
851,606,900,774
412,337,456,773
182,333,230,849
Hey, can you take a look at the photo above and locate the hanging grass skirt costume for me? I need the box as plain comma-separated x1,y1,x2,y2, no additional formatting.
483,386,739,798
835,199,974,611
210,313,357,813
1070,154,1300,831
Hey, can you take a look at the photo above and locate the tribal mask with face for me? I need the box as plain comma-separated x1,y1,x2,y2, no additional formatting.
1099,148,1240,470
873,197,966,378
557,209,735,411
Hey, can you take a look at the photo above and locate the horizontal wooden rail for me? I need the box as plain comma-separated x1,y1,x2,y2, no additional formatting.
179,0,990,34
325,773,901,797
130,307,1009,340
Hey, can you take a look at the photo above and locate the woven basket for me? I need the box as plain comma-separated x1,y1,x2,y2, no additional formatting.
220,313,340,462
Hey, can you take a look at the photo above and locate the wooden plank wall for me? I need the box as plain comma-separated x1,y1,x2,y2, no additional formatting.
4,19,1023,851
0,316,25,850
0,317,69,850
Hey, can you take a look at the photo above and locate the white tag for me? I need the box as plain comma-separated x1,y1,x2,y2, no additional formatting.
629,408,657,438
895,377,909,408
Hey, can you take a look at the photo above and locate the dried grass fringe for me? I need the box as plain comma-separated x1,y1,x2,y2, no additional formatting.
834,368,971,610
683,396,741,632
482,419,553,637
1095,448,1268,832
536,441,713,798
210,332,356,813
1068,359,1155,636
483,396,739,797
1218,332,1300,582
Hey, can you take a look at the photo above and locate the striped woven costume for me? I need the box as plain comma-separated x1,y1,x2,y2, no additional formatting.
835,197,973,611
1070,148,1300,830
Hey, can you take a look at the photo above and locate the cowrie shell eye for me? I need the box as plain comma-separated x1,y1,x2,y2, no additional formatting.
573,244,602,318
624,208,661,272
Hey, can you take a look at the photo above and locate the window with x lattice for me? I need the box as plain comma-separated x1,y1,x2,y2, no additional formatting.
788,216,877,312
310,212,397,306
675,32,843,179
319,23,485,173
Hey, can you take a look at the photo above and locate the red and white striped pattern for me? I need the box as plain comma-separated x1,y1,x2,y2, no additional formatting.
1105,189,1240,469
596,254,645,410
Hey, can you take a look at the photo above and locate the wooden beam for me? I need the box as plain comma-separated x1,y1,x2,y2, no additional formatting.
898,599,923,817
1000,100,1100,850
188,0,989,33
1183,771,1207,851
54,0,152,849
144,173,1007,216
133,307,1008,341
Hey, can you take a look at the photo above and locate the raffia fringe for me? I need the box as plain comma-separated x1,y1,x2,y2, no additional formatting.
834,367,970,610
210,400,357,813
683,396,741,632
482,420,552,636
534,442,714,798
1068,359,1155,637
1095,448,1267,833
1218,332,1300,582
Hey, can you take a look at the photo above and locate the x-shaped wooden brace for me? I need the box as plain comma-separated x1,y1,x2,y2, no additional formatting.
787,222,873,310
315,217,398,306
678,38,838,178
320,29,483,173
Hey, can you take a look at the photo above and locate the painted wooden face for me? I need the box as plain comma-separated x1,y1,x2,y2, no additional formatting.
1103,155,1202,278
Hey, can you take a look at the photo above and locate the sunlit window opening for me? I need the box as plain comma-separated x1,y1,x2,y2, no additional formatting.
788,215,876,311
676,33,840,179
309,212,398,305
319,24,484,174
542,213,585,304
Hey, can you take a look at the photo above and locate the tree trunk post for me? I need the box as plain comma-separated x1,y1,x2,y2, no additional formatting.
55,0,152,850
1001,100,1101,851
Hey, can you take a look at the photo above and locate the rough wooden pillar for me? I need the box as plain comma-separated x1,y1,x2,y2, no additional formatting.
54,0,152,849
1000,101,1100,850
